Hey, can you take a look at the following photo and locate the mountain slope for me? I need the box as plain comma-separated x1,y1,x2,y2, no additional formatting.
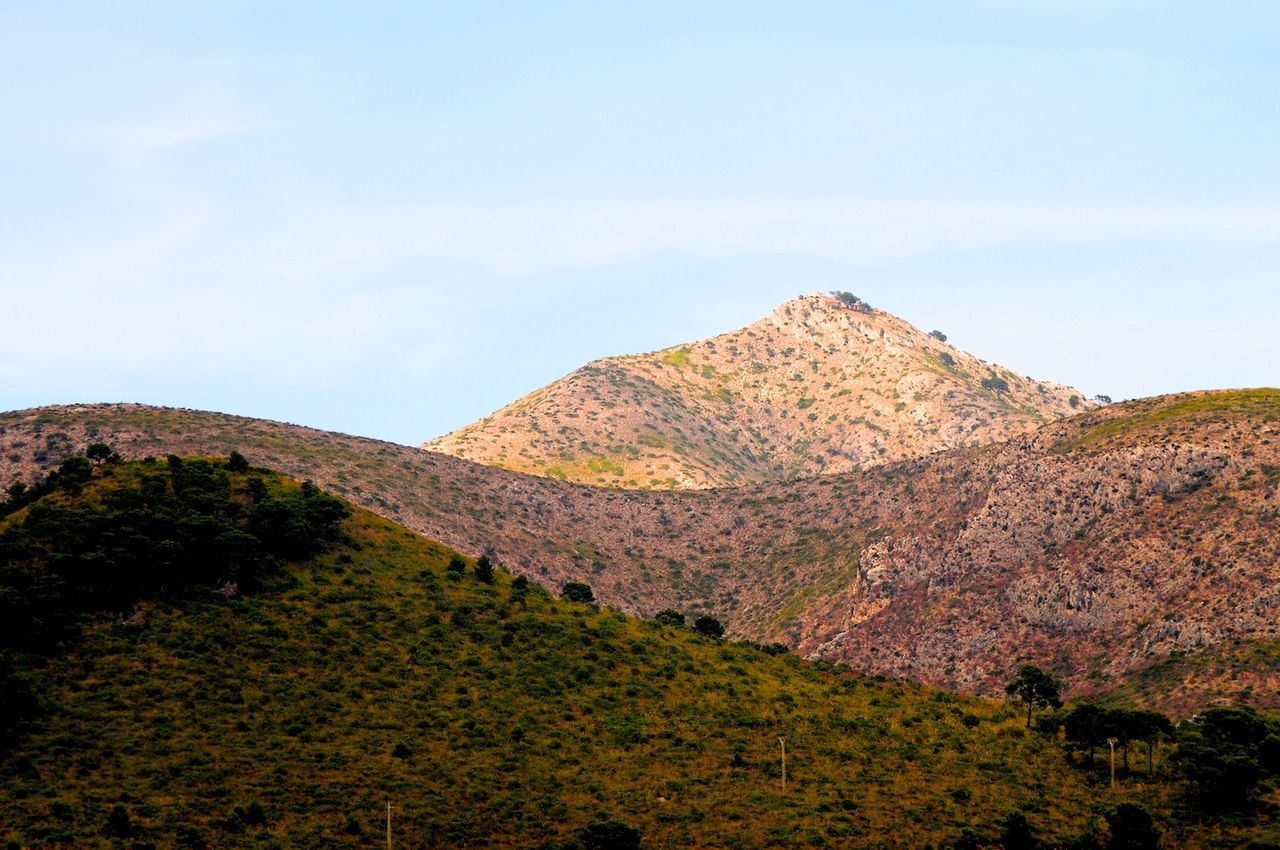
423,293,1094,488
2,390,1278,712
1,459,1186,849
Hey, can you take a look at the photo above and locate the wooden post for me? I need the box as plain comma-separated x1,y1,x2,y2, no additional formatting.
1107,738,1117,789
779,736,787,791
386,801,392,850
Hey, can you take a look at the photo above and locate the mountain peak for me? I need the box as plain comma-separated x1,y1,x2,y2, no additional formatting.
423,293,1095,488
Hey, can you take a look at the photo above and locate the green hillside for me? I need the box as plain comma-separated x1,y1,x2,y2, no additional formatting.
1,456,1277,848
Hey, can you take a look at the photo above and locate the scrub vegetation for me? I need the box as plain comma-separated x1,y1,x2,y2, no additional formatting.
2,455,1277,848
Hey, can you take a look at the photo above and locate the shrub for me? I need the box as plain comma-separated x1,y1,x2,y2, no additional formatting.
579,819,641,850
999,811,1037,850
1105,803,1159,850
103,804,132,838
228,451,250,472
240,801,267,826
654,609,685,628
981,377,1010,394
693,615,725,639
929,330,947,342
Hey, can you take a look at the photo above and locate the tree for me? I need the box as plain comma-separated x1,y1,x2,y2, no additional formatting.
55,456,94,493
447,555,467,577
1005,665,1062,728
1125,709,1173,774
929,330,948,342
1105,803,1159,850
228,451,250,472
938,352,956,369
830,291,872,311
473,554,495,584
1172,706,1271,811
654,609,685,628
1094,395,1113,405
1064,703,1105,765
86,442,115,464
693,615,725,639
561,582,595,604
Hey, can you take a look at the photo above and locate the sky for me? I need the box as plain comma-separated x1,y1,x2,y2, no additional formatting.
2,1,1277,446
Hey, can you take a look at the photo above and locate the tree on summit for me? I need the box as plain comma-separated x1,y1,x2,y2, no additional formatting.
1005,665,1062,728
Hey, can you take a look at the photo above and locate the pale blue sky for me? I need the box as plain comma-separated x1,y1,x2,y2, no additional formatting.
2,2,1277,444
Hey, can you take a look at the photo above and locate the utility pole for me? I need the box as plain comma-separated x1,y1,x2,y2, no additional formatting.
386,800,393,850
1106,738,1117,790
779,736,787,791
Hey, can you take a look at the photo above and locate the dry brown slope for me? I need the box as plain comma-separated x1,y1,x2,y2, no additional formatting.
3,390,1279,712
423,293,1094,488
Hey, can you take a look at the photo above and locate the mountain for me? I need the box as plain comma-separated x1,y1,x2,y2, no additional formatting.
3,390,1278,714
2,458,1276,848
423,292,1095,488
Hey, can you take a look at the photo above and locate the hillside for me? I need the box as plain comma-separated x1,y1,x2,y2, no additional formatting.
423,293,1093,488
2,459,1277,848
2,390,1279,713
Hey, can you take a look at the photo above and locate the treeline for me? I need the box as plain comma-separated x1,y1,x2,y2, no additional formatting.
1057,702,1280,812
1,449,349,652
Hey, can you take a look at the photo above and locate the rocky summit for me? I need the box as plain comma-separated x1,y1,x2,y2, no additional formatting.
422,293,1094,488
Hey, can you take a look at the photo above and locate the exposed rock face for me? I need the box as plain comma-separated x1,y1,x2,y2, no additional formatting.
3,390,1278,712
423,294,1093,488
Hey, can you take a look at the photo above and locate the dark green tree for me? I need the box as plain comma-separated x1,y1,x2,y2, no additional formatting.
447,555,467,577
1172,706,1271,811
693,615,725,639
1064,703,1105,765
473,554,495,584
55,456,94,493
1126,709,1173,774
228,451,250,472
654,609,685,628
1005,665,1062,728
511,574,530,600
86,442,115,464
561,582,595,604
929,330,948,342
